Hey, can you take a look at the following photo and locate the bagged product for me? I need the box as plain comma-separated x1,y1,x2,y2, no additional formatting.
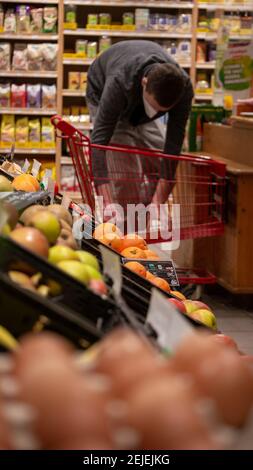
16,5,30,34
177,14,192,33
1,115,15,144
41,43,57,70
0,83,10,107
11,83,26,108
27,44,42,71
0,4,4,30
4,9,16,33
0,43,11,70
15,117,29,145
41,117,55,147
41,84,56,109
30,8,43,33
12,43,28,71
27,84,41,108
29,118,41,146
68,72,80,90
80,72,87,91
43,7,57,33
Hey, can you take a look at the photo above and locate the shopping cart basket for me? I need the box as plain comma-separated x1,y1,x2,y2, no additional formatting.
52,116,226,290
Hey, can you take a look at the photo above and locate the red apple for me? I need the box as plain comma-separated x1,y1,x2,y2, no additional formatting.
193,300,212,312
89,279,108,296
212,334,238,351
168,298,187,314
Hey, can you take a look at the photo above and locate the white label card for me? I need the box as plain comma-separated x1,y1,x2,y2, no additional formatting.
22,159,30,174
31,159,41,177
47,177,55,203
99,244,122,298
61,193,71,210
146,288,194,353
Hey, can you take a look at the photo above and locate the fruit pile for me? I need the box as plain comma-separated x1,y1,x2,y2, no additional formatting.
0,173,40,193
2,202,107,298
0,328,252,450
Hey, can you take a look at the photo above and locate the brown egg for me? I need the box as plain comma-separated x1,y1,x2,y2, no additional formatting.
94,328,171,396
173,333,253,427
126,374,222,450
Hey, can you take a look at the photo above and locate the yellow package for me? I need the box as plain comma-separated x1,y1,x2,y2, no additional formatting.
80,72,87,91
15,117,29,147
41,118,55,148
29,118,41,148
1,115,15,147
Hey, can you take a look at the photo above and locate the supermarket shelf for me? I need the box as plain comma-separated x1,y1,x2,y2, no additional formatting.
197,32,253,40
196,62,215,69
64,29,192,39
64,120,93,131
64,1,193,9
0,71,57,78
0,108,57,116
63,58,94,65
195,93,213,101
0,33,58,41
0,148,55,155
61,156,72,164
198,2,253,12
62,89,86,97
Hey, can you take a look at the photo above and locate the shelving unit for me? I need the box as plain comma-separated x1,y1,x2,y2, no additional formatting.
0,108,57,115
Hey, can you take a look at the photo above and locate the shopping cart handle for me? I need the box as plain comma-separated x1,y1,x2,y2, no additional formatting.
51,115,89,140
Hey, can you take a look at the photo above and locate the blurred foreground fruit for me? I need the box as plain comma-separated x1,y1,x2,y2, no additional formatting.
121,246,146,259
168,297,187,314
48,245,79,265
125,261,146,278
47,204,73,227
93,223,121,240
0,174,13,192
10,226,49,258
76,251,100,271
151,277,171,293
89,279,108,296
57,260,90,285
12,174,40,192
28,211,61,244
192,309,217,330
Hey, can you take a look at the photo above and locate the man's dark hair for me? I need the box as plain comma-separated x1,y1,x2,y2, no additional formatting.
145,63,186,108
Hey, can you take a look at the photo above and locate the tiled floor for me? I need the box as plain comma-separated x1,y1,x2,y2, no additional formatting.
203,289,253,355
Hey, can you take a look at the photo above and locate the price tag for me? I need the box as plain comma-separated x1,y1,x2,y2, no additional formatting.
146,288,193,353
47,177,55,203
41,169,52,190
21,159,30,173
99,245,122,298
61,193,71,210
31,159,41,177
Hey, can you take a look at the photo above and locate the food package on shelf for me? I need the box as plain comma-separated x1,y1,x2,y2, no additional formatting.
43,6,58,33
41,84,56,109
0,43,11,70
177,13,192,33
11,83,26,108
27,84,41,108
30,8,43,33
15,117,29,146
41,117,55,148
27,44,42,71
178,41,191,63
41,43,57,71
80,72,87,91
0,115,15,146
0,83,10,107
3,8,16,33
12,43,28,71
16,5,31,34
68,71,80,90
29,118,41,147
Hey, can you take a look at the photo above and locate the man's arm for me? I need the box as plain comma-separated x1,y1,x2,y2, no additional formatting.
152,81,194,204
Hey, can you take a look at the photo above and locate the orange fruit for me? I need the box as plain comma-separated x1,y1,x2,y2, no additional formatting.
120,233,147,251
171,290,186,301
93,223,122,240
125,261,146,278
12,174,40,192
144,249,159,260
98,232,121,247
146,271,156,282
151,277,171,293
121,246,146,259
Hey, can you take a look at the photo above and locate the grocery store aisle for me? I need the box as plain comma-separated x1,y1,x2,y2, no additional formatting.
203,289,253,356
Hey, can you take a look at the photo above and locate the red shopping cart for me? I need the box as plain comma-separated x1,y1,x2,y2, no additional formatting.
52,115,226,289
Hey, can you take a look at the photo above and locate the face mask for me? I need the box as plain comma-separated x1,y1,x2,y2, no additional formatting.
143,90,157,118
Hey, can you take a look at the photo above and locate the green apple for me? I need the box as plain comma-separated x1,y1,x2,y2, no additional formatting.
84,264,103,281
29,210,61,244
57,260,90,285
76,250,100,271
183,300,199,315
192,309,217,330
48,245,79,264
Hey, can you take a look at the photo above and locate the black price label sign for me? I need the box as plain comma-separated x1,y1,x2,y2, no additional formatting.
0,191,50,211
122,258,180,287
